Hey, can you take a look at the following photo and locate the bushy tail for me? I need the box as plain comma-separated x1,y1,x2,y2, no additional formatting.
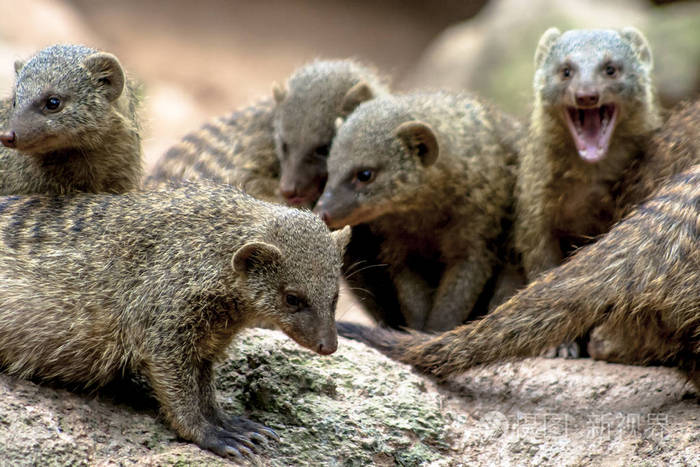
341,263,611,379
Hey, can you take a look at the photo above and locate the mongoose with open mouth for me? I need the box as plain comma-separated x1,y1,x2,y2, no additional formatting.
0,182,350,459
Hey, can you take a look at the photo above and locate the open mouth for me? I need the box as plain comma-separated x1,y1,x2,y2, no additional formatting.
563,104,617,163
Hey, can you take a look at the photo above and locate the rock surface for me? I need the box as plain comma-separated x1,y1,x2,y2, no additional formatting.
0,329,697,465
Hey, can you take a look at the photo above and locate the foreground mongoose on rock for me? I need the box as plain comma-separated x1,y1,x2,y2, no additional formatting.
337,161,700,388
0,44,142,194
0,182,350,459
272,59,389,207
315,92,522,332
515,27,662,281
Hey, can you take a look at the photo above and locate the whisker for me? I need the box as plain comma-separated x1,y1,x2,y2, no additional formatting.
344,263,389,279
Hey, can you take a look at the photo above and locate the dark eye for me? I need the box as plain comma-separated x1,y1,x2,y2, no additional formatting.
12,97,15,108
286,293,300,307
314,144,330,157
281,142,288,155
561,67,572,79
605,65,617,77
45,96,61,111
355,169,374,183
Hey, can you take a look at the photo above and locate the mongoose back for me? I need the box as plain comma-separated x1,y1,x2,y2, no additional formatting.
0,182,350,459
0,44,142,194
315,91,522,331
272,59,389,207
515,27,662,280
146,97,282,203
337,162,700,388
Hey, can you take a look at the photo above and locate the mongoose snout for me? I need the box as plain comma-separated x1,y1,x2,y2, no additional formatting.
0,131,16,148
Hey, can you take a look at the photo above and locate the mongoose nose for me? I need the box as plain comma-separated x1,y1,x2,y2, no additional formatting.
280,185,296,199
575,92,599,107
0,131,17,148
317,341,337,355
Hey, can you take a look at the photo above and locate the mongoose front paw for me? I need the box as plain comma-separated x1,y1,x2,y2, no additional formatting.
200,419,278,459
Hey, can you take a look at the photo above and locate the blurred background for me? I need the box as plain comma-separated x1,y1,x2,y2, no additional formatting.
1,0,697,170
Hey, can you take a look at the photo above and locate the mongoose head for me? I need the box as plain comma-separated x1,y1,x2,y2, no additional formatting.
272,60,387,208
533,27,657,163
314,97,438,228
233,210,351,355
0,44,127,155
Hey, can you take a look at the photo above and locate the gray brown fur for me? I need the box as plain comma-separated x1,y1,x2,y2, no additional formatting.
316,92,522,332
337,162,700,388
515,28,662,281
337,102,700,387
587,99,700,363
0,44,142,195
0,182,350,459
273,59,389,207
146,98,281,203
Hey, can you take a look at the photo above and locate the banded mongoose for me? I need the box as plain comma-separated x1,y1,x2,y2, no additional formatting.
314,91,522,332
146,97,282,203
336,162,700,388
515,27,662,281
0,44,142,194
147,59,387,208
0,182,350,459
272,59,389,207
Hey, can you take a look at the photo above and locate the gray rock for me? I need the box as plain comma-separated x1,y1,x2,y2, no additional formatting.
1,328,698,465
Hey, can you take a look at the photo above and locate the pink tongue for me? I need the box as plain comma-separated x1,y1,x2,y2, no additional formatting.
579,109,602,160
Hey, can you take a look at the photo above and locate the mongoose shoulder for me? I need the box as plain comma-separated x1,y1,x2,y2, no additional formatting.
146,97,282,203
272,59,389,207
315,91,522,332
0,44,142,195
0,182,350,459
337,161,700,389
515,27,662,280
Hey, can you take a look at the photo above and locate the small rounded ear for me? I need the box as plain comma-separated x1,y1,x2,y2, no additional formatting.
339,81,374,117
273,82,287,104
330,225,351,256
334,116,344,131
13,60,25,76
394,120,439,167
83,52,125,102
620,27,653,70
232,241,283,276
534,27,561,68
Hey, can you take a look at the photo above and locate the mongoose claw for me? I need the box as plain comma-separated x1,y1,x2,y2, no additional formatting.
542,341,581,359
257,427,280,442
201,423,270,459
